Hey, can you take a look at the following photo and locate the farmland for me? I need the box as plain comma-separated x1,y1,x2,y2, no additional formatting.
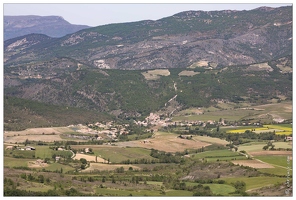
190,149,248,162
221,176,290,191
173,101,292,125
2,5,293,197
114,131,212,152
3,101,292,196
226,124,292,135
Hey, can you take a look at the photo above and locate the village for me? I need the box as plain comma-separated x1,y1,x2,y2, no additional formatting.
63,112,265,143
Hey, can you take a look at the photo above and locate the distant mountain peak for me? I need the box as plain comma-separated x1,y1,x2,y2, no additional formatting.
4,15,90,40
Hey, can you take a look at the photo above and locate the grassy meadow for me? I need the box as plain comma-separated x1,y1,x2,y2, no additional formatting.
221,176,289,191
190,149,247,162
71,145,153,163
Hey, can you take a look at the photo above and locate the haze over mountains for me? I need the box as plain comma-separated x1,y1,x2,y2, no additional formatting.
4,15,90,40
3,6,293,129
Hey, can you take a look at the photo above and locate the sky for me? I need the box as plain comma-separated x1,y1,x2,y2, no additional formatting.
2,1,293,27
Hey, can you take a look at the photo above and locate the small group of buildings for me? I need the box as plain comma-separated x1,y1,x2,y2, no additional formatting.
6,145,36,151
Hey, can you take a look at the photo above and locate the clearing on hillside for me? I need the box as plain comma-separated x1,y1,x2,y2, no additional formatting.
141,69,170,80
188,60,208,68
246,62,273,72
178,70,200,76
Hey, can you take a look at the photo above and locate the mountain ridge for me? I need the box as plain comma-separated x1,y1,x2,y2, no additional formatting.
4,15,90,40
4,6,292,122
4,6,292,70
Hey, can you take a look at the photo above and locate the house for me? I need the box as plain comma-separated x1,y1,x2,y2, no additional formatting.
25,146,36,151
285,136,293,141
5,146,14,150
36,159,44,164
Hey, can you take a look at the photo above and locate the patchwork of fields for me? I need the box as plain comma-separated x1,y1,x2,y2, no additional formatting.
227,124,292,135
3,99,292,196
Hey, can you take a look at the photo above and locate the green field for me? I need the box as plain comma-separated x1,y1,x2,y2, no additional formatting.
43,162,75,173
272,142,292,149
221,176,289,191
255,155,292,168
203,184,236,196
173,109,247,121
95,187,193,196
4,157,34,168
4,149,35,159
258,167,291,176
164,190,194,196
238,141,292,152
34,146,53,159
190,149,247,162
72,146,153,163
238,143,266,152
173,101,292,123
141,181,163,186
35,146,73,159
254,154,292,176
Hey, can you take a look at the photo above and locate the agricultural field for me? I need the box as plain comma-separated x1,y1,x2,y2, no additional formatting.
71,145,153,163
238,143,292,156
114,131,211,152
4,157,36,168
193,136,229,145
94,187,194,196
74,153,106,163
83,163,141,172
173,109,247,122
3,127,76,143
226,124,292,135
173,101,292,124
3,103,293,197
190,149,247,162
231,159,274,169
254,155,292,168
43,162,75,173
221,176,290,191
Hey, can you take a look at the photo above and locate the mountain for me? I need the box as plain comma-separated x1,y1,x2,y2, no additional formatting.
4,15,90,40
4,6,292,70
3,6,293,127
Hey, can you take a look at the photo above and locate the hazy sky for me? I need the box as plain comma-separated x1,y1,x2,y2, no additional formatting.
3,1,292,27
